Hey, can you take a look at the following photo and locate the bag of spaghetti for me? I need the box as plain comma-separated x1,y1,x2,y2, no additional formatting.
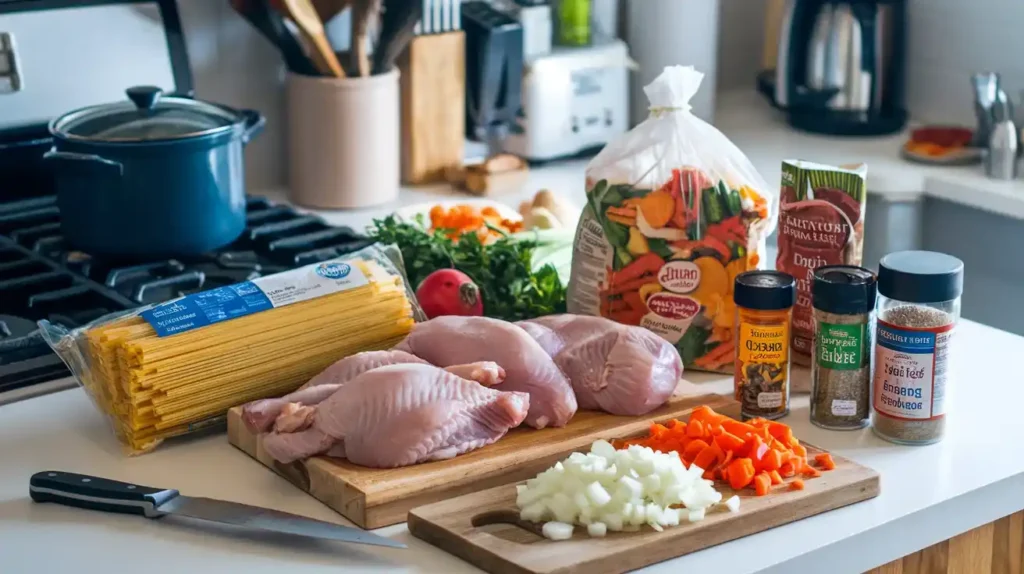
566,65,777,374
39,243,423,455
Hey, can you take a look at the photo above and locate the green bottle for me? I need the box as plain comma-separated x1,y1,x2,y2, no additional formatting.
557,0,591,46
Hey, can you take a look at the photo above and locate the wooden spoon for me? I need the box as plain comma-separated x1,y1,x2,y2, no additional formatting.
279,0,346,77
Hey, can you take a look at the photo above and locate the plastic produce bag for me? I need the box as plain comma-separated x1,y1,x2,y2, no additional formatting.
39,243,423,455
566,66,777,373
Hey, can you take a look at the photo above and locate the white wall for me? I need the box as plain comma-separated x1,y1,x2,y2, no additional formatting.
904,0,1024,125
717,0,1024,125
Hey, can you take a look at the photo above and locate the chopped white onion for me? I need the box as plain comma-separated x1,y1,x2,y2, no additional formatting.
514,440,725,540
724,495,741,513
542,521,575,541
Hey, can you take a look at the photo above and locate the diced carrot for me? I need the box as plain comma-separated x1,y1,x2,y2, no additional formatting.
721,419,757,438
686,420,704,439
748,435,769,465
728,458,756,490
768,470,783,486
715,431,746,452
789,479,805,491
689,405,726,426
702,469,716,480
801,465,822,478
814,453,836,471
779,462,796,478
753,472,772,496
792,443,808,458
682,439,709,460
692,442,722,472
762,449,783,471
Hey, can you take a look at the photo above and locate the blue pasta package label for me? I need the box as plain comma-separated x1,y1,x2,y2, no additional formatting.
141,258,369,337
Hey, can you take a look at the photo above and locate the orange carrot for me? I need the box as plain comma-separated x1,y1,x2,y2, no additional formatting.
753,472,772,496
692,442,722,472
613,253,665,284
686,420,704,439
789,479,805,491
814,452,836,471
682,439,709,461
802,465,822,478
728,458,756,490
612,404,830,496
714,431,746,452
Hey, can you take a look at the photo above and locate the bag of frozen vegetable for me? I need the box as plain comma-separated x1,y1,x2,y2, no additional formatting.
566,66,777,373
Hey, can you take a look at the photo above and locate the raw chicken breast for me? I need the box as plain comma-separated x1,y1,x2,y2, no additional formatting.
394,316,576,428
261,364,530,467
241,350,427,432
517,315,682,416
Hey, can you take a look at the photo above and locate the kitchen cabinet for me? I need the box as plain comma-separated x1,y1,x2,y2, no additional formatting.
922,196,1024,338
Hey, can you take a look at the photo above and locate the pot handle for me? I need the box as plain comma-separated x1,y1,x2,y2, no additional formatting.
43,150,123,177
239,109,266,144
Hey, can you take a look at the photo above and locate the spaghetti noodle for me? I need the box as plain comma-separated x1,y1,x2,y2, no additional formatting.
41,245,420,454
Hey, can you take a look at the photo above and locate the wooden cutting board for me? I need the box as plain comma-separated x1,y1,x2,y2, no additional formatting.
226,392,739,529
408,445,879,574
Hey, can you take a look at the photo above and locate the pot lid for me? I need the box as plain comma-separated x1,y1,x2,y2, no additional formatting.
52,86,238,142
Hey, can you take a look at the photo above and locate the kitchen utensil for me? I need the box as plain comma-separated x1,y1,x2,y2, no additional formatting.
407,444,879,574
985,91,1018,180
372,0,422,74
279,0,346,77
462,1,524,154
350,0,381,77
760,0,908,136
230,0,318,76
285,70,400,209
229,392,737,529
502,40,630,162
312,0,353,22
44,86,264,259
399,30,465,184
29,470,405,548
971,72,1000,148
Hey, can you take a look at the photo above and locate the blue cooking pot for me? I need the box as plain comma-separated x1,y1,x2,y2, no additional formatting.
45,86,265,259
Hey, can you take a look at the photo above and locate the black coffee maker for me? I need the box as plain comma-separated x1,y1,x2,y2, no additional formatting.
757,0,907,136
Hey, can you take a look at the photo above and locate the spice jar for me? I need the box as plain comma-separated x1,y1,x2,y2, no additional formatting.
871,251,964,445
734,271,796,421
810,265,877,430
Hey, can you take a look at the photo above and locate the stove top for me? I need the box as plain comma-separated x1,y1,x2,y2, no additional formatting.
0,195,374,401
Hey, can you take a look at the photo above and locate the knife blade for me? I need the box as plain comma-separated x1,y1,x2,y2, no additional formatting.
29,471,405,549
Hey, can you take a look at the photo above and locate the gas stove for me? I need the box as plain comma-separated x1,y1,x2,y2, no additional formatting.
0,194,374,404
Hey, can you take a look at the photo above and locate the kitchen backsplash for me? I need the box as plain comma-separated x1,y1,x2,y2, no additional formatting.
717,0,1024,127
184,0,1022,190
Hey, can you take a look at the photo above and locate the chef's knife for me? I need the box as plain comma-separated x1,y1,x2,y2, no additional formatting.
29,471,405,549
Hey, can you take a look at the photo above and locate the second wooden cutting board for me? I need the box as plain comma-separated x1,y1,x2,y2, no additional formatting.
408,445,880,574
227,392,739,528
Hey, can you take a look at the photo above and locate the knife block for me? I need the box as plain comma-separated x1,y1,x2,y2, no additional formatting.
399,32,466,185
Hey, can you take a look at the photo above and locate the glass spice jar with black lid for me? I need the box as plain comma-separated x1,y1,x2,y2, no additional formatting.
810,265,877,430
733,271,797,421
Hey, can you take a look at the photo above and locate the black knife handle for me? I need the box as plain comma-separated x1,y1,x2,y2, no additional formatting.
29,471,179,518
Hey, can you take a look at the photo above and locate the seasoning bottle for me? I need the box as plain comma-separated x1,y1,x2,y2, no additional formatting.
733,271,796,421
810,265,877,430
871,251,964,445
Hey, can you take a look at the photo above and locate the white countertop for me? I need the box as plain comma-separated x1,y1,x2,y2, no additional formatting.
3,89,1024,573
1,318,1022,574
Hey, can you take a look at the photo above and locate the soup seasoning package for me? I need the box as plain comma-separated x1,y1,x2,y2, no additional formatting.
776,160,867,368
566,66,777,373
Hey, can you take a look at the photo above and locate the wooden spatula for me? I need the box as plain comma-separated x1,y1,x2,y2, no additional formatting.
279,0,346,77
